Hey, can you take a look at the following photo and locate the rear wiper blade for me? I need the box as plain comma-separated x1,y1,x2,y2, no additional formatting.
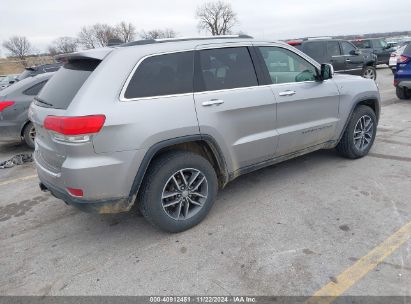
34,97,53,107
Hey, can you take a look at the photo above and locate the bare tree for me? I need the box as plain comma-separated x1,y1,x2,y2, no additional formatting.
140,28,177,40
78,23,119,49
114,22,136,43
2,36,32,66
195,1,237,35
48,37,78,56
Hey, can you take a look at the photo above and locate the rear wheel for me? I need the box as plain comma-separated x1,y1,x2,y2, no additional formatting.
396,87,411,100
362,66,377,80
138,151,218,233
336,105,377,159
23,122,36,149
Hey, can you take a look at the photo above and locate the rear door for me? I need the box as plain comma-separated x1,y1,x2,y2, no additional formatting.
193,45,278,171
255,45,340,156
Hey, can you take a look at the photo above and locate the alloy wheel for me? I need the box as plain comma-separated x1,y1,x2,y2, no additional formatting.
161,168,208,220
363,68,376,80
353,115,374,151
29,126,36,142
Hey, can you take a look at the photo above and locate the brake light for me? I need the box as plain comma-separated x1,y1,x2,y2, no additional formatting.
287,41,302,46
398,55,410,64
44,115,105,143
67,187,83,197
0,101,15,112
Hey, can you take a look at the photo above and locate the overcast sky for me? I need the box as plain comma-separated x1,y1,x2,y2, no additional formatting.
0,0,409,56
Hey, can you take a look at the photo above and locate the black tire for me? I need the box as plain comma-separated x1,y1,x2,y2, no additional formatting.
362,66,377,80
396,87,411,100
138,151,218,233
23,122,35,149
336,105,377,159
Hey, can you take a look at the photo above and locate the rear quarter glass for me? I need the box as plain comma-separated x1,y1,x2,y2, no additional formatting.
36,59,100,110
404,44,411,55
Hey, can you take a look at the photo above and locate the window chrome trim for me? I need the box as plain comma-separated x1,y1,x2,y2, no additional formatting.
119,49,195,102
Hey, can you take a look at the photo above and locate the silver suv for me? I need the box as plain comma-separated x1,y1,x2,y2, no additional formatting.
29,36,380,232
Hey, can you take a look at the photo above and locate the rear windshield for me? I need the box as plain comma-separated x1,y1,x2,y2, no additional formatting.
35,60,99,109
404,43,411,55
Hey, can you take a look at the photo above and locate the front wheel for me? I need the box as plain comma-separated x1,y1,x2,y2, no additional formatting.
336,105,377,159
362,66,377,80
138,151,218,233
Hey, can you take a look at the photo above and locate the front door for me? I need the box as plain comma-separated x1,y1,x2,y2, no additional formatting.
256,45,341,156
340,41,364,75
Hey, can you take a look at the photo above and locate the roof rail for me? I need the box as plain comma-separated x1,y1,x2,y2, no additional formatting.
306,37,333,40
119,34,253,47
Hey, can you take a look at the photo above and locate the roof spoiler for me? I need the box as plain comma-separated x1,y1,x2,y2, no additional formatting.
54,47,113,63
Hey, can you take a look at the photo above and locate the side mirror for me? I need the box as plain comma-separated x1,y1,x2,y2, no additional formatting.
350,49,361,56
9,80,15,84
320,63,334,81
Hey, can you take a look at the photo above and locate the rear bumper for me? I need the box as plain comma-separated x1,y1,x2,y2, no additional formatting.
39,179,133,214
34,145,146,214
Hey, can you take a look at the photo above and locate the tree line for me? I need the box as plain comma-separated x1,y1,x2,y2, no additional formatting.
2,1,237,66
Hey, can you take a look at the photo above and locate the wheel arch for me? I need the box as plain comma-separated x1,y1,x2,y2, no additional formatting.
128,135,230,201
20,120,32,137
337,98,380,144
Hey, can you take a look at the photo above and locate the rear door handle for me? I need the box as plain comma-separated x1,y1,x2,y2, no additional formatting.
202,99,224,107
279,90,296,97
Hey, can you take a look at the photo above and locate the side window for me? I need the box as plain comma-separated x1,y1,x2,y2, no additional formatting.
303,42,326,62
197,47,258,92
353,40,371,49
23,80,48,96
341,41,356,55
124,51,194,99
327,41,341,57
258,46,317,84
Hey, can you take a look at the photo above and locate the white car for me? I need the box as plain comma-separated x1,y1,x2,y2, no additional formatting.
389,45,406,74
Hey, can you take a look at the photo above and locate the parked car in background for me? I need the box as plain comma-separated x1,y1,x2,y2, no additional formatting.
0,73,53,148
351,38,394,65
389,44,409,74
30,36,380,232
394,43,411,100
0,74,19,90
16,63,62,81
288,38,377,80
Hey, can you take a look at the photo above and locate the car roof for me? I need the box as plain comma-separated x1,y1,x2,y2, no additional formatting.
0,72,54,95
56,36,287,62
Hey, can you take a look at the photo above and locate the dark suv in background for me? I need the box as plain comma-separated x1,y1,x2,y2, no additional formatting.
351,38,394,65
288,39,377,80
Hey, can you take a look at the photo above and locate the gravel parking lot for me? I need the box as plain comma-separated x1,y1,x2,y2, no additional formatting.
0,67,410,297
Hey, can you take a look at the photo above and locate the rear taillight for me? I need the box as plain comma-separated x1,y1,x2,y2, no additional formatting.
44,115,106,143
398,55,410,64
0,101,15,112
394,79,399,87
